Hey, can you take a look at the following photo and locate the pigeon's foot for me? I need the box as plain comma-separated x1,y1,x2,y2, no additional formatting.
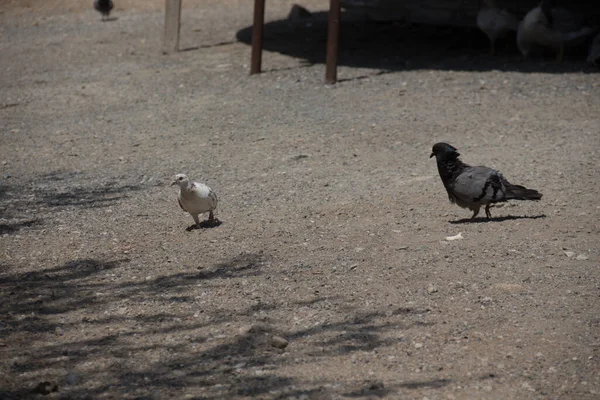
488,40,496,56
555,46,565,63
470,208,480,220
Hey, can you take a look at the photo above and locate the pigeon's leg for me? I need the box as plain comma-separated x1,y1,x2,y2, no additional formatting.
471,207,480,220
485,204,493,219
192,214,201,228
208,211,215,221
555,45,565,63
489,38,496,56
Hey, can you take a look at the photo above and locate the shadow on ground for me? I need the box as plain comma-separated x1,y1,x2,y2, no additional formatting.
0,171,147,234
235,12,598,76
0,251,447,399
449,214,547,224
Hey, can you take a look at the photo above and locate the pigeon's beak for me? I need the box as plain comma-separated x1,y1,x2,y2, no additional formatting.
429,152,435,158
170,180,177,186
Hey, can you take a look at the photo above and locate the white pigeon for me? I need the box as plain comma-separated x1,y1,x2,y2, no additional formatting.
476,0,519,55
517,1,595,62
171,174,219,229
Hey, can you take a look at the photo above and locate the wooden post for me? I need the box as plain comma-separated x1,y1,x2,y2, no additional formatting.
250,0,266,74
163,0,182,54
325,0,341,84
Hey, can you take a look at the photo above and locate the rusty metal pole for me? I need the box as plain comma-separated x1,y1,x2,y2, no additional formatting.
250,0,266,75
163,0,182,54
325,0,341,84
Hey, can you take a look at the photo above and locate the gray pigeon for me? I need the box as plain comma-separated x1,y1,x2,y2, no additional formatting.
430,143,542,219
94,0,114,21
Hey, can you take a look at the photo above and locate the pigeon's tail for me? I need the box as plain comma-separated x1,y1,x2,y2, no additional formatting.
505,184,542,201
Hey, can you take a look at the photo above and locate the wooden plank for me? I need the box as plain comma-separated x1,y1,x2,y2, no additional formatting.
163,0,182,54
250,0,266,74
325,0,341,84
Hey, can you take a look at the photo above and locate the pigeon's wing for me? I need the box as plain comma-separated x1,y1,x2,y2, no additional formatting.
208,188,218,208
180,183,217,214
449,166,507,205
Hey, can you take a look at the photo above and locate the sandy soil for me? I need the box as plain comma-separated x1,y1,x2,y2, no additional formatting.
1,1,599,399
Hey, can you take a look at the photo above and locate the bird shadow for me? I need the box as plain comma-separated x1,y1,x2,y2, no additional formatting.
185,218,223,231
449,214,547,224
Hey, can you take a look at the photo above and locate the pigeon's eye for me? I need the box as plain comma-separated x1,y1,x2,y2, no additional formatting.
178,177,183,180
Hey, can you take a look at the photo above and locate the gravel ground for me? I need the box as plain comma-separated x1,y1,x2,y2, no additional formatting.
1,1,599,399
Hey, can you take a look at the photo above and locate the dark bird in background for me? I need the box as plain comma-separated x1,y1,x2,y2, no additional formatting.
430,143,542,220
94,0,114,21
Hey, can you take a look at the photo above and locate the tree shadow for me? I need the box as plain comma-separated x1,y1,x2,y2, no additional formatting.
235,7,599,74
1,250,478,399
0,252,265,337
0,262,438,398
0,219,42,235
25,171,143,209
0,171,146,232
35,182,142,209
399,378,453,389
449,214,547,224
0,258,127,336
344,378,452,397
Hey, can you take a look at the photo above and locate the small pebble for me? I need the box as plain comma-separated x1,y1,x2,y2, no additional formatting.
427,284,438,294
271,336,289,349
172,370,187,378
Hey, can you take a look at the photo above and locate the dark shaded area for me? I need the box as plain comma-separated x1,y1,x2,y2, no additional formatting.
344,378,451,397
0,258,128,336
0,253,265,334
19,171,143,210
236,11,598,75
399,378,452,389
180,40,237,52
0,219,42,235
0,250,448,399
36,182,142,209
0,171,146,233
449,214,546,224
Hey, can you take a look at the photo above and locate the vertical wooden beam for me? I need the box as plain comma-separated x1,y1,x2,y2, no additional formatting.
163,0,182,54
325,0,341,84
250,0,266,74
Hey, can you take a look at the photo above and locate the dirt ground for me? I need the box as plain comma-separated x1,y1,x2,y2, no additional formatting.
1,1,599,399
